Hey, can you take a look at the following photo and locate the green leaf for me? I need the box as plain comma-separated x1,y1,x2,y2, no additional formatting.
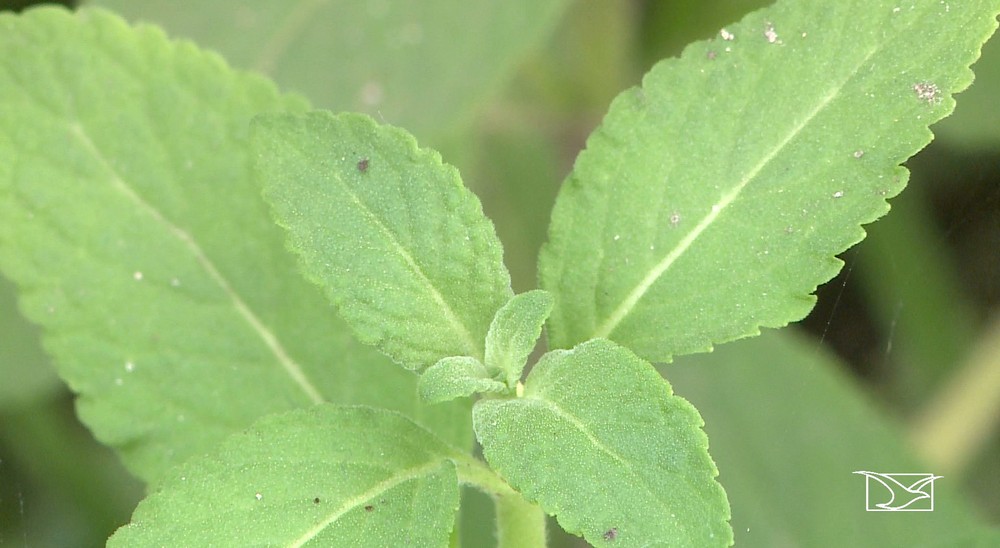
109,405,461,547
419,356,507,404
484,289,553,386
252,111,512,369
539,0,1000,361
474,338,731,547
0,7,469,484
665,330,991,547
87,0,571,141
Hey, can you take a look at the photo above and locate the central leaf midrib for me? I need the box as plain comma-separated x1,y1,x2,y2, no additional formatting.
69,122,325,405
522,396,686,529
331,169,482,359
593,43,882,340
287,459,450,547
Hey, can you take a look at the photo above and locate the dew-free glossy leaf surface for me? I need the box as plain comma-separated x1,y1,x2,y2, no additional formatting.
253,111,512,369
665,330,990,547
0,7,469,484
109,405,460,547
419,356,507,404
88,0,570,141
484,290,553,386
474,339,731,547
539,0,1000,361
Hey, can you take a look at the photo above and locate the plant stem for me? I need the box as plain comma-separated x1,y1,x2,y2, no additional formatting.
450,453,546,546
494,491,547,548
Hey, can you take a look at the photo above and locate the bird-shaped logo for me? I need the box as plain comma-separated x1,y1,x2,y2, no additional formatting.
854,471,942,511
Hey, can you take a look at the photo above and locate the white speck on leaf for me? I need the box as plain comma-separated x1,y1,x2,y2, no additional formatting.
613,234,620,241
125,361,135,372
720,28,734,41
853,150,864,158
913,81,941,103
133,271,143,281
833,191,844,198
764,23,779,43
669,213,681,226
170,277,181,287
255,493,263,501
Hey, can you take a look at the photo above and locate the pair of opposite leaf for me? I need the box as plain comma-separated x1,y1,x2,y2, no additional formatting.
419,289,554,403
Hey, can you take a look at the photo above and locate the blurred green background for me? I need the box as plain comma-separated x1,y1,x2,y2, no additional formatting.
1,1,998,546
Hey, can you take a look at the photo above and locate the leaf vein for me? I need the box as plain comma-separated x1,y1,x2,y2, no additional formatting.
68,122,325,405
287,460,447,547
523,396,681,523
594,46,879,339
331,170,481,359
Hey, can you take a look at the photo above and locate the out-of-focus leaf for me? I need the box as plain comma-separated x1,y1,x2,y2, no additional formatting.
87,0,571,141
0,275,61,407
665,329,990,547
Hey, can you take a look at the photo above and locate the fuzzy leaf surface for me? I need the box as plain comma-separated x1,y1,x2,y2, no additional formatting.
419,356,507,404
484,289,553,386
0,7,469,484
253,111,512,369
109,405,460,547
89,0,570,140
474,339,731,546
539,0,1000,360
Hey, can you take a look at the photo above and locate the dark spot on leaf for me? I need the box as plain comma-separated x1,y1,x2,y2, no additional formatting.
364,505,374,512
313,497,320,504
357,158,370,173
603,527,618,541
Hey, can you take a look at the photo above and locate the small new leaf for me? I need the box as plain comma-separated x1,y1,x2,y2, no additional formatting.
419,356,508,404
253,111,512,370
109,405,461,547
473,339,732,546
484,289,554,387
